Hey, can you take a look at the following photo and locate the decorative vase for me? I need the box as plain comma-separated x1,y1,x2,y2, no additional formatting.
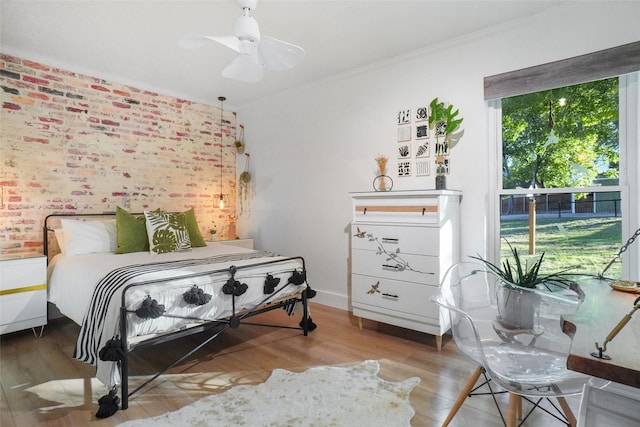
435,174,446,190
210,232,217,241
496,285,540,330
373,175,393,191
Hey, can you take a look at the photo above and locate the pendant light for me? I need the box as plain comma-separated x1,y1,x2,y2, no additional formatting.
218,96,226,209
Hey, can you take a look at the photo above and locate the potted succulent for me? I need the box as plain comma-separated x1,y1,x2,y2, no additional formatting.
209,223,217,241
428,97,464,190
235,124,245,154
471,241,576,330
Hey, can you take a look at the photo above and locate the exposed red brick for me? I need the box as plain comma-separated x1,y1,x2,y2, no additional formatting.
28,92,49,100
23,75,49,85
66,106,88,113
2,102,21,110
40,73,63,82
101,119,120,126
113,89,131,97
23,136,50,144
39,116,64,124
1,54,21,63
23,60,50,71
112,101,132,109
91,84,110,92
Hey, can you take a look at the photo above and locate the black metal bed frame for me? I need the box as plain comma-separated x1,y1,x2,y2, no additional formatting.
44,213,311,411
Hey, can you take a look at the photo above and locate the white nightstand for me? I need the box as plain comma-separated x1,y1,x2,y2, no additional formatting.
0,254,47,336
210,238,254,249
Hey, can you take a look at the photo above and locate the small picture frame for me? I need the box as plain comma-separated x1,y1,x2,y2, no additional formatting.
397,126,411,142
416,160,430,177
397,160,411,177
415,106,428,122
416,124,429,140
397,143,411,159
415,141,430,158
397,109,411,125
435,121,447,137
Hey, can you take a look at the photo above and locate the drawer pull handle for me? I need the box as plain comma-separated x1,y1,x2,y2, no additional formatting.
382,292,399,301
382,264,401,271
381,238,399,244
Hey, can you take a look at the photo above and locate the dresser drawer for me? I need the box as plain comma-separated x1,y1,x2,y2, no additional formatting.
351,249,439,285
351,223,440,256
351,273,440,321
353,196,440,224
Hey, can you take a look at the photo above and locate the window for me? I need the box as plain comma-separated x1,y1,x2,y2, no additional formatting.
485,43,640,280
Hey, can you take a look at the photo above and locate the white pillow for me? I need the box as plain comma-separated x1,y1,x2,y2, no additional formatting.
60,219,117,256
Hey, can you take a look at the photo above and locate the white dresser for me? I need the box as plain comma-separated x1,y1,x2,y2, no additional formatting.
349,190,461,351
0,254,47,335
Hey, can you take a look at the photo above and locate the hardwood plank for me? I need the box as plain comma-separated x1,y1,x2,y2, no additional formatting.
0,303,581,426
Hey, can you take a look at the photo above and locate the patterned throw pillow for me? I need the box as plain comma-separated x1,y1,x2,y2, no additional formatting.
144,211,192,254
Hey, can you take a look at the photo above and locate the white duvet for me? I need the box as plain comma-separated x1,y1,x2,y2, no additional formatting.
47,243,306,388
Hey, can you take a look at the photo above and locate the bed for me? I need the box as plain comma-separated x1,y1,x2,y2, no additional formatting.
44,209,314,416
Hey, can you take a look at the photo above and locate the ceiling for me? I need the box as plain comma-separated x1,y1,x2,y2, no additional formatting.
1,0,565,110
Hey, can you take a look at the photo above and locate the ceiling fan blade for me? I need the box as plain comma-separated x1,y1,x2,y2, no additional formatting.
179,35,241,53
258,35,305,71
222,54,263,83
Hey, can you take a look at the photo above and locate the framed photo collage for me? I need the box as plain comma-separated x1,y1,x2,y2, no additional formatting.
396,106,449,178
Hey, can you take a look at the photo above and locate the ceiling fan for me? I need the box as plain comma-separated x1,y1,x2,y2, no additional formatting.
179,0,305,83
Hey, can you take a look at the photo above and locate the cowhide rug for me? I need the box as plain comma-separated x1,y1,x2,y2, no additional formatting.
117,360,420,427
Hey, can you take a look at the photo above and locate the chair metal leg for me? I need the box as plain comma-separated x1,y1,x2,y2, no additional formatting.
441,366,484,427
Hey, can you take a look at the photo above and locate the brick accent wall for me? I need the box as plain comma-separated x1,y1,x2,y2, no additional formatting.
0,54,237,255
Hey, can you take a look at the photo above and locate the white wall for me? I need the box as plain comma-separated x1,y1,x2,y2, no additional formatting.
237,2,640,310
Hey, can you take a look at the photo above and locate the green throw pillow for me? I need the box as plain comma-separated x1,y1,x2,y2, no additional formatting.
183,208,206,247
115,206,155,254
144,211,192,254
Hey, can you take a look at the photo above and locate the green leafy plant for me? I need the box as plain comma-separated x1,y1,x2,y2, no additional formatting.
471,240,575,290
428,97,463,138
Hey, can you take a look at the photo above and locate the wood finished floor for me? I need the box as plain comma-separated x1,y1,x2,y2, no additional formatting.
0,303,581,426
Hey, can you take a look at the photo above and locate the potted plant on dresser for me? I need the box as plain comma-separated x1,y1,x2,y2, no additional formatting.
471,241,579,330
428,97,464,190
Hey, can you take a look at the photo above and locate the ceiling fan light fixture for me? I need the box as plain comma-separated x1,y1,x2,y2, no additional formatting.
179,0,304,83
222,54,263,83
232,14,260,42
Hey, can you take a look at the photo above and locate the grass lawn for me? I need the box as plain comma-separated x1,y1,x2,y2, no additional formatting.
500,216,623,278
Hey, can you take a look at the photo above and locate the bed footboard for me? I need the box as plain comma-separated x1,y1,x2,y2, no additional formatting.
98,256,314,414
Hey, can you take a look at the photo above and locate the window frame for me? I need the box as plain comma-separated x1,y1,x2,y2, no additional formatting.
487,73,638,280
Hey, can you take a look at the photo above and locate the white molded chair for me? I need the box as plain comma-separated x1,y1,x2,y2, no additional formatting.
432,262,603,427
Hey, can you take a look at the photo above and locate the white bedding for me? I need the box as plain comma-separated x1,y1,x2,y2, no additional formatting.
47,243,307,388
48,243,258,324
